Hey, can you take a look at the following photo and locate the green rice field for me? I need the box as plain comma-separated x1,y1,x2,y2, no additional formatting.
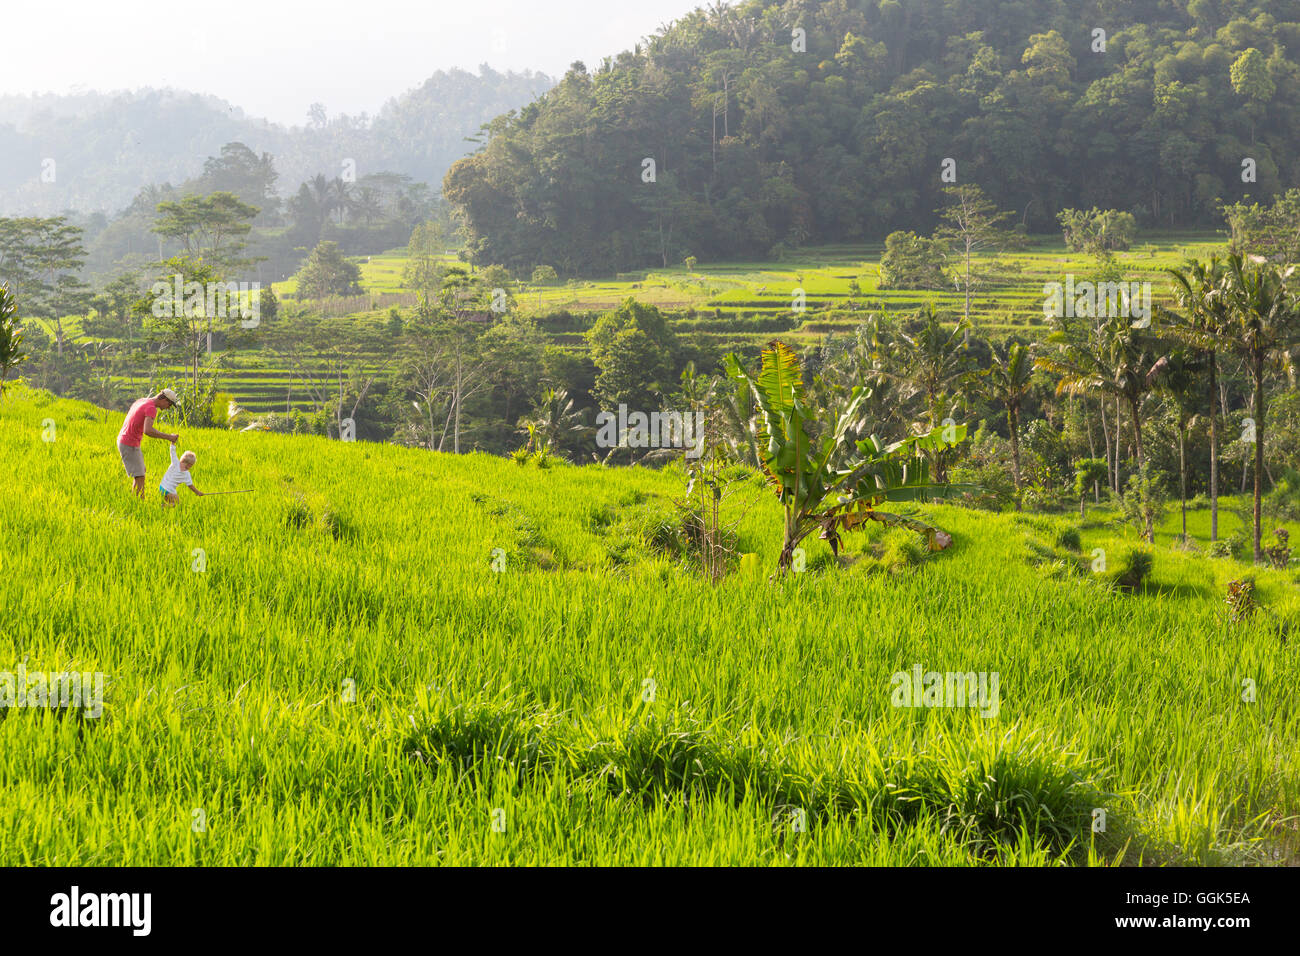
2,385,1296,865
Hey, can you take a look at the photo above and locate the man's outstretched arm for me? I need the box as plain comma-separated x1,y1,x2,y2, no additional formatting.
142,415,178,443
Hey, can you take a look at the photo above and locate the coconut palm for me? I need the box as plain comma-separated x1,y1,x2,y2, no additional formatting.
1147,348,1206,542
1037,312,1161,477
985,340,1034,509
1220,254,1300,562
1165,256,1231,541
519,387,588,459
891,304,975,431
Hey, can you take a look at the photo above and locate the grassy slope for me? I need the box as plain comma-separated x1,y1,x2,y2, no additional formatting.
2,385,1296,865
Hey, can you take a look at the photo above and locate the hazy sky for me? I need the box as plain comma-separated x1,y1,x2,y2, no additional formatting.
1,0,706,125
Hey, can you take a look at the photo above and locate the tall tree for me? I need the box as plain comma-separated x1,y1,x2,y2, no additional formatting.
1221,254,1300,562
0,217,88,357
152,192,260,272
1165,256,1231,541
1038,313,1164,532
934,185,1014,341
985,340,1035,509
1148,349,1205,543
294,241,364,300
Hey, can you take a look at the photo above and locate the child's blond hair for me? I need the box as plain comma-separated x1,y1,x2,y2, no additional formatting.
180,450,197,467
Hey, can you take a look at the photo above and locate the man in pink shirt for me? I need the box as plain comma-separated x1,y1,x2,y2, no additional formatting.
117,389,181,498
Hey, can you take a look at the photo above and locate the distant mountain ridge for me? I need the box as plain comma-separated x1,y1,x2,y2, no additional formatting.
0,65,554,216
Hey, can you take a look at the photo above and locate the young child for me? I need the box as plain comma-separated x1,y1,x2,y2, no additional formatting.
160,441,205,506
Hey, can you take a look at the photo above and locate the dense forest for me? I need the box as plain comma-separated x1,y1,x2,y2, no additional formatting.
0,66,553,216
445,0,1300,272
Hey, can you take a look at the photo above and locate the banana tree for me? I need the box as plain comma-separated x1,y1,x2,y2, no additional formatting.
0,283,25,400
725,341,970,572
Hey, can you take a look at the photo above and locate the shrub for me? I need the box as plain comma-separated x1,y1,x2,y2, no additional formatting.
1225,578,1258,623
873,528,929,573
1111,548,1153,592
1055,527,1082,552
1119,465,1167,542
1264,468,1300,521
1264,528,1292,570
1208,531,1247,560
878,230,950,290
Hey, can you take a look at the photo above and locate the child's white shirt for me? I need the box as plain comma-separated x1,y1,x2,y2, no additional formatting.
160,445,194,494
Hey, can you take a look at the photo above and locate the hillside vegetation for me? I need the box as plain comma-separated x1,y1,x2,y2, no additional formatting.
2,386,1297,864
446,0,1300,271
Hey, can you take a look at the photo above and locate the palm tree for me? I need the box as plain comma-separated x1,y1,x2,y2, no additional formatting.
1038,312,1161,476
985,341,1034,509
1165,256,1231,541
330,177,356,226
890,306,976,481
520,387,587,458
1221,254,1300,562
352,186,384,226
1147,349,1204,543
892,305,974,430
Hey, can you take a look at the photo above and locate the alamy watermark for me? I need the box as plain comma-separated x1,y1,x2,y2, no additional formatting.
1042,275,1151,328
890,664,999,718
595,404,705,459
150,274,261,328
0,667,104,717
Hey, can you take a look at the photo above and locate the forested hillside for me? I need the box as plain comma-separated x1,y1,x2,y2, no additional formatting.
444,0,1300,272
0,66,553,215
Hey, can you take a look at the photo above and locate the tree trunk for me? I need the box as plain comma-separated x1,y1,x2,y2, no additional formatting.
1208,348,1218,542
1114,395,1123,491
1178,423,1187,543
1253,353,1265,563
453,351,463,455
963,241,972,345
1085,397,1097,460
1099,395,1112,492
1008,405,1023,511
1128,395,1144,468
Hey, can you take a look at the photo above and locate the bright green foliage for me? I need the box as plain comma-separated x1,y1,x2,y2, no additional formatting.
294,241,364,300
726,340,968,569
878,231,950,290
0,284,25,399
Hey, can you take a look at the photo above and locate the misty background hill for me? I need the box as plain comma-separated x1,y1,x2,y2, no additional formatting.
0,65,554,217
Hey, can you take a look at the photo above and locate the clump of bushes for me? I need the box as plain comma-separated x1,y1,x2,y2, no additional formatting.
1264,528,1292,570
853,527,931,574
282,490,358,541
1208,532,1246,560
1055,527,1082,552
510,447,553,468
251,409,330,435
1109,548,1153,593
1118,465,1167,542
1225,577,1258,623
1263,468,1300,522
